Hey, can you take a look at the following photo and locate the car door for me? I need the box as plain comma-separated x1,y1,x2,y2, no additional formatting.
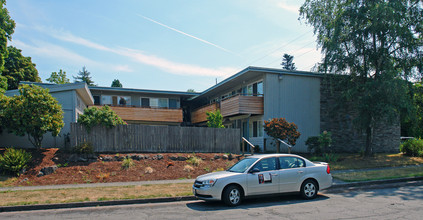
278,156,306,193
247,157,279,196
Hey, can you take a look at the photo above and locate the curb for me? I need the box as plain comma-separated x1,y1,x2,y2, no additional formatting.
1,177,423,213
0,196,197,213
329,176,423,189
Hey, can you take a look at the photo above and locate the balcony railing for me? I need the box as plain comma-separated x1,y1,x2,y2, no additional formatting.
92,105,183,123
191,103,219,124
190,95,264,124
220,95,264,117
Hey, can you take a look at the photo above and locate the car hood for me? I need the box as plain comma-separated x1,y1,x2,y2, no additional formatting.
196,171,241,181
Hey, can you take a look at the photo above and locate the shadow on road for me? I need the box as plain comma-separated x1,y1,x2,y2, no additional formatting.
327,181,423,201
186,194,330,211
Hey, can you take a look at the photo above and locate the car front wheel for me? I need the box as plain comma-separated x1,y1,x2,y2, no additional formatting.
300,179,318,199
222,185,242,206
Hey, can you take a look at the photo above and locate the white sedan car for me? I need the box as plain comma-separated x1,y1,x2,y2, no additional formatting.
193,154,332,206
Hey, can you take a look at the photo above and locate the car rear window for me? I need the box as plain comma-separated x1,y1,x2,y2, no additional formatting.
279,157,305,169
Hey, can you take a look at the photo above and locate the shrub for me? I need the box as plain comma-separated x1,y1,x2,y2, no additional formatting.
322,153,339,163
186,156,202,166
144,167,154,174
183,165,194,172
306,136,320,154
77,105,126,132
0,148,32,175
73,142,94,155
400,138,423,157
121,158,135,170
306,131,333,155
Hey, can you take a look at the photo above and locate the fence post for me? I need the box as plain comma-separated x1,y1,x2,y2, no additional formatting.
242,141,245,155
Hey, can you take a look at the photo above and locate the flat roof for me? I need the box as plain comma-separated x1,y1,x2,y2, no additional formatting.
189,66,323,101
89,86,199,97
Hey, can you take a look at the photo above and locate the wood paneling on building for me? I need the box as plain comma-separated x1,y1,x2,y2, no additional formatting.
191,103,218,124
93,105,183,123
220,95,264,117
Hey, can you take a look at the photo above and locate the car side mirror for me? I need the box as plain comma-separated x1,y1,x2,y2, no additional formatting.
249,168,260,174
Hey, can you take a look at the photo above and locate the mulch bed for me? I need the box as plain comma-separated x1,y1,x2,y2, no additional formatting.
3,148,243,186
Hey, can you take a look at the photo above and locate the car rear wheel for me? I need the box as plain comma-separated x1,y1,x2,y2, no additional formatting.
301,179,318,199
222,185,242,206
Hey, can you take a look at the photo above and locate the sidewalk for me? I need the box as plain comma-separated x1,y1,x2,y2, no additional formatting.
0,179,195,192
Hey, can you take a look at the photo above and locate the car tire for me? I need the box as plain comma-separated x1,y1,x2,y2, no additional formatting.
222,185,242,206
300,179,318,199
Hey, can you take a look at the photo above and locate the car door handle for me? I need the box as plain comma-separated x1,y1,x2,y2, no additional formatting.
297,171,304,174
271,173,278,176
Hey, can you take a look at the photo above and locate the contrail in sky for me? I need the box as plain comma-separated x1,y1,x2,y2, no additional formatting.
137,14,237,56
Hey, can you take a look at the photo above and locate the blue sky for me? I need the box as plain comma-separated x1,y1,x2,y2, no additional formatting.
7,0,321,92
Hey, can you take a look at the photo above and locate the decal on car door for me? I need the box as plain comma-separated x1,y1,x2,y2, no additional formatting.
258,173,272,184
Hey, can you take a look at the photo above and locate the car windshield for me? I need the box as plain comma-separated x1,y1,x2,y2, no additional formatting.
227,157,259,173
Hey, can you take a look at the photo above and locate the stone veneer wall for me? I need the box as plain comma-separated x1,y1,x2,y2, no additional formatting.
320,76,400,153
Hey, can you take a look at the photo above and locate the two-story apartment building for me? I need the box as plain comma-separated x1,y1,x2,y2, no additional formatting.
1,66,399,153
189,66,321,152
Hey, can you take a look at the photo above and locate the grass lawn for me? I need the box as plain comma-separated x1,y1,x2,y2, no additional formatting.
307,153,423,170
332,166,423,182
0,183,193,207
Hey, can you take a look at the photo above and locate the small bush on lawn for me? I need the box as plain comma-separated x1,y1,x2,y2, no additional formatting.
73,142,94,155
0,148,32,175
121,158,135,170
400,139,423,157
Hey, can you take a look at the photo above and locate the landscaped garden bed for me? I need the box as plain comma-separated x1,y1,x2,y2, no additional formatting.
0,148,243,187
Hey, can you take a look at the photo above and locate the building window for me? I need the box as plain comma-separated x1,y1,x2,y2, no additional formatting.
102,95,112,105
159,98,168,108
93,96,100,105
141,98,150,107
150,98,159,108
257,81,263,95
169,98,178,109
249,120,263,137
118,96,131,106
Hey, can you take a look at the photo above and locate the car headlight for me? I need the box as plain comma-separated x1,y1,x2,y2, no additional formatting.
202,179,217,187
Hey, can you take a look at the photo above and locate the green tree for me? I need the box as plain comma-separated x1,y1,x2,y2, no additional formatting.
300,0,423,156
264,118,300,153
2,46,41,90
0,0,15,72
206,110,224,128
46,69,70,84
0,75,6,93
111,79,122,87
73,66,95,86
2,84,64,148
281,53,296,70
77,105,126,131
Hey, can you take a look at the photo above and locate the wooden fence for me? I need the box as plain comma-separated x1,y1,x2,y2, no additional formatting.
70,123,241,153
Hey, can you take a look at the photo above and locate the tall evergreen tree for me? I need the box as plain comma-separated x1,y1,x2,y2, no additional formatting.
111,79,122,87
281,53,296,70
73,66,95,86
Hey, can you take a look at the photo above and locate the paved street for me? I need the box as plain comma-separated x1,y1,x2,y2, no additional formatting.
1,182,422,220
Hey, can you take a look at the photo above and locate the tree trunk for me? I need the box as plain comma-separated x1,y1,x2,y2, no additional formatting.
276,141,280,153
364,126,373,157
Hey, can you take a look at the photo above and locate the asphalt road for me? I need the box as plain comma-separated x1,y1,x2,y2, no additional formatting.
1,182,422,220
